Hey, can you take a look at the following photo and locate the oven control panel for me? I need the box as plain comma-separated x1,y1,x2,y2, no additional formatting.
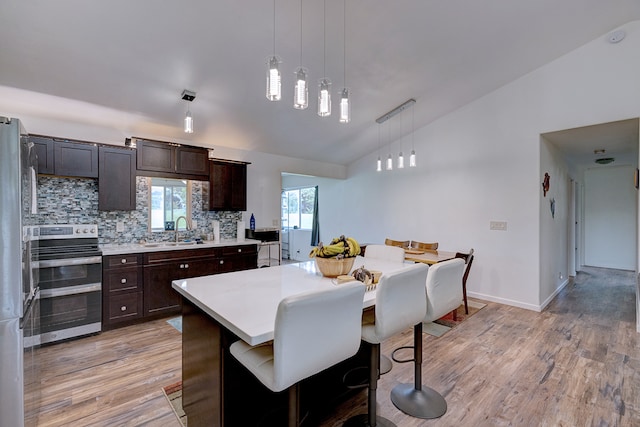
40,224,98,239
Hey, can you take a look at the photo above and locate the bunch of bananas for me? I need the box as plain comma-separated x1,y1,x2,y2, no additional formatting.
309,235,361,259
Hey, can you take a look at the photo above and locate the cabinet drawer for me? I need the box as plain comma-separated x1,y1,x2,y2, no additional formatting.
221,245,257,257
104,254,142,268
108,292,143,322
104,268,141,292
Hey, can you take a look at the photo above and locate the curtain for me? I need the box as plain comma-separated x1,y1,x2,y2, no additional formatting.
310,186,320,246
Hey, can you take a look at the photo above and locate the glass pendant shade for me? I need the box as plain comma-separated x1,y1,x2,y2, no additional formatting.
293,67,308,109
266,56,282,101
184,110,193,134
397,151,404,169
409,150,416,167
386,154,393,170
318,79,331,117
376,156,382,172
339,88,350,123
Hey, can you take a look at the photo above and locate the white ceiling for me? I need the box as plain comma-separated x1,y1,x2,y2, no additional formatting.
1,1,639,165
544,119,639,168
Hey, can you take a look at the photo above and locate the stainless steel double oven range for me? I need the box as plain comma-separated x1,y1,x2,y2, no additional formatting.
36,224,102,345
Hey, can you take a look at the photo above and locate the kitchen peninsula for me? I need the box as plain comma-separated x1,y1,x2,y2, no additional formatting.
172,257,412,426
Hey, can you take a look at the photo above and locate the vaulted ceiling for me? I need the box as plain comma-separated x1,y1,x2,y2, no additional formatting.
1,1,639,165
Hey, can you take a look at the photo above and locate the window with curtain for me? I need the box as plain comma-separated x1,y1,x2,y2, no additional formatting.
149,177,191,231
281,187,316,230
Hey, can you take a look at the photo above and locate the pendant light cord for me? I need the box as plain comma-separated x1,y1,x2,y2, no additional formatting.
343,0,346,86
299,0,303,65
272,0,276,55
323,0,326,77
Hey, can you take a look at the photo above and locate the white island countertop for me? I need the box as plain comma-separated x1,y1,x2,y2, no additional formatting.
172,257,413,346
100,238,261,255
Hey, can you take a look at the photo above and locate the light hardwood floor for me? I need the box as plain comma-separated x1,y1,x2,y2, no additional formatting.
35,267,640,426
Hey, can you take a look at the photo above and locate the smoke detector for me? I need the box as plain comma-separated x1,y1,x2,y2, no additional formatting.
608,30,626,44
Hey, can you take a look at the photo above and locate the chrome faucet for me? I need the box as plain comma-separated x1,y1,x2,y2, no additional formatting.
175,216,192,242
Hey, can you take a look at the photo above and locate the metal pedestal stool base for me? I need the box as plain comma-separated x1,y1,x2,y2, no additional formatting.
390,383,447,419
343,413,396,427
390,322,447,420
380,354,392,375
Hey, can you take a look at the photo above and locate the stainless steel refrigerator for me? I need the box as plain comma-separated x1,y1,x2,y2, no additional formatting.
0,117,40,427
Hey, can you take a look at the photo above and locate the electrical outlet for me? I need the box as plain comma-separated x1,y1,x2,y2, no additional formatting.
490,221,507,231
192,219,197,229
272,219,279,226
116,221,124,232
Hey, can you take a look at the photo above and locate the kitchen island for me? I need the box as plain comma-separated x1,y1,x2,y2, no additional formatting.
172,257,412,426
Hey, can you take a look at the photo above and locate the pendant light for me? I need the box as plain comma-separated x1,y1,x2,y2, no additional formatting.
397,110,404,169
376,124,382,172
339,0,350,123
181,89,195,134
293,0,308,109
318,0,331,117
266,0,281,101
409,103,417,167
386,122,393,171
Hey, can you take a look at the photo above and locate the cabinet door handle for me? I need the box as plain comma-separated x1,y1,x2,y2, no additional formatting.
238,248,242,253
219,260,224,265
121,306,127,312
121,259,127,264
121,278,127,284
184,264,189,269
179,264,184,269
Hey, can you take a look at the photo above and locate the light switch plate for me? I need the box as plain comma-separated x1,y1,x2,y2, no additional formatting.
490,221,507,231
116,221,124,232
192,220,197,229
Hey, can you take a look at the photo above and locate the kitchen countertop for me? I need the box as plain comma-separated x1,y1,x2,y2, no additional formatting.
100,238,261,256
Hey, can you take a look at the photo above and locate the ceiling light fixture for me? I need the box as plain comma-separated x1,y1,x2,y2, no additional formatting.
181,89,196,134
339,0,350,123
318,0,331,117
410,103,416,167
266,0,281,101
376,124,382,172
397,109,405,169
293,0,308,109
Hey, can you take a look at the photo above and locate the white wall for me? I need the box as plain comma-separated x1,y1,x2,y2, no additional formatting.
344,20,640,310
539,137,571,308
583,166,636,269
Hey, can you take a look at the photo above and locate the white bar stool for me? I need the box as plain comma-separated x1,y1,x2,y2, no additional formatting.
230,282,366,427
343,263,429,427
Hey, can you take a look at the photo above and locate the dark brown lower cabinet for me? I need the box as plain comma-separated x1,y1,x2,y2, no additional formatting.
103,244,258,329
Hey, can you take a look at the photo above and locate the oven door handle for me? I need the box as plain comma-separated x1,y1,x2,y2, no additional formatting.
38,256,103,268
40,283,102,299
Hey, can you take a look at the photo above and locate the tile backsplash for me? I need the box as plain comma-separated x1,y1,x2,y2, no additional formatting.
37,176,242,244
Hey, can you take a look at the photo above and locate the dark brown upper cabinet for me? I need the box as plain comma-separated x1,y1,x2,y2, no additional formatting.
135,138,209,181
209,160,248,211
99,145,137,211
31,135,98,178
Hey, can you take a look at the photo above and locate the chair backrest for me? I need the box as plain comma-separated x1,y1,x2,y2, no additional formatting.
424,258,465,322
273,282,366,391
384,238,410,248
364,244,405,263
455,247,474,278
410,240,439,251
362,263,429,344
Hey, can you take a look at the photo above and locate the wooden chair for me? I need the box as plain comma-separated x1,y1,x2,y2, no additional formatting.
454,248,474,314
410,241,439,251
384,238,409,248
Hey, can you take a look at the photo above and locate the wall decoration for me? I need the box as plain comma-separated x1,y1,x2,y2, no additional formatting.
542,172,550,197
550,197,555,218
